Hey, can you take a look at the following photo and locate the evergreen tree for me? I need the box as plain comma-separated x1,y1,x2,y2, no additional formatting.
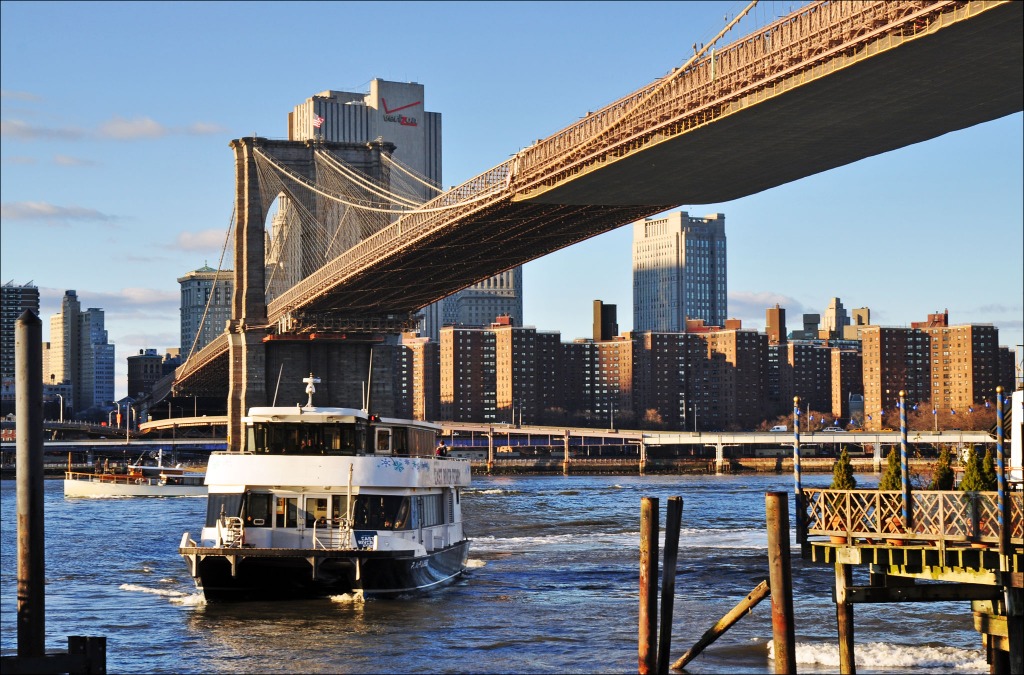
878,446,902,490
980,448,998,490
830,447,857,490
959,445,987,491
928,445,955,490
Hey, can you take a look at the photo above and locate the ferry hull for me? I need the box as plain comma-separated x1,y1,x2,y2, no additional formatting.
183,540,470,602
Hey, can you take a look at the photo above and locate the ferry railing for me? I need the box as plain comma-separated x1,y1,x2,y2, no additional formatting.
217,516,245,548
804,489,1024,547
312,517,354,550
63,470,155,486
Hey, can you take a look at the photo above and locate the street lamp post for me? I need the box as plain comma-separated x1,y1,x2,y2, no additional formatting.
108,410,116,427
56,393,63,423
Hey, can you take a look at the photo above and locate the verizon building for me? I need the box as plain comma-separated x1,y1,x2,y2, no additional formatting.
288,79,521,339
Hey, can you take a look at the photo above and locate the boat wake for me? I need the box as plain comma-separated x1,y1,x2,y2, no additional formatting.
768,639,987,672
328,592,365,605
466,558,487,569
119,583,205,606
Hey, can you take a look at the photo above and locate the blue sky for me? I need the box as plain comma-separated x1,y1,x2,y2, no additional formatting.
2,1,1022,400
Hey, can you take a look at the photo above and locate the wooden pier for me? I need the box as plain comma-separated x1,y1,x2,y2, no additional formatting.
803,488,1023,673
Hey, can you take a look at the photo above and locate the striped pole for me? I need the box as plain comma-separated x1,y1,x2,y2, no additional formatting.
793,396,805,550
996,387,1007,558
899,390,911,530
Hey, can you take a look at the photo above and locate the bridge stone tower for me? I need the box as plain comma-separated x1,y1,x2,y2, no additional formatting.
226,137,397,451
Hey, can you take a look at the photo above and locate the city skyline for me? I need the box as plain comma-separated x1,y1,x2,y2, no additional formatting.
2,1,1021,400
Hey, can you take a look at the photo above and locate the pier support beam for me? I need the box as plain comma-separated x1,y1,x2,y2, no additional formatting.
766,492,796,674
562,429,570,475
835,562,856,674
15,311,44,658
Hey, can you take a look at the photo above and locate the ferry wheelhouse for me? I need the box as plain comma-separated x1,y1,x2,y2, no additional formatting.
179,376,471,602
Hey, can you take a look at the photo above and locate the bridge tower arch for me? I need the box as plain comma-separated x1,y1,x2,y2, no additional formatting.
225,137,395,451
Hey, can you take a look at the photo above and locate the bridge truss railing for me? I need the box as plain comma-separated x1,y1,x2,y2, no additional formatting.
805,488,1024,546
511,0,976,190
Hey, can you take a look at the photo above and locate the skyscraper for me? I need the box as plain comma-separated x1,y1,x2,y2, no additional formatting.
46,290,114,413
1,280,40,412
178,265,234,358
287,80,522,340
632,211,727,332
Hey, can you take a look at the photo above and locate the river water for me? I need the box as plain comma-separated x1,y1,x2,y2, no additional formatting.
1,472,987,673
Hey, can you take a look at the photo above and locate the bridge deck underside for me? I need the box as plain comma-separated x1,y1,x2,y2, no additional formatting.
523,1,1023,206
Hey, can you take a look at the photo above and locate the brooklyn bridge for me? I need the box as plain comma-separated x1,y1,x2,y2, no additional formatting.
152,1,1021,449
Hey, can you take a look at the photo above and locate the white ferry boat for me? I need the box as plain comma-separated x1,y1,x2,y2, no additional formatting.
64,449,206,498
179,375,471,602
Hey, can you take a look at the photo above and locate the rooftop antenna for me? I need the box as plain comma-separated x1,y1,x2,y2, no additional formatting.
302,373,320,408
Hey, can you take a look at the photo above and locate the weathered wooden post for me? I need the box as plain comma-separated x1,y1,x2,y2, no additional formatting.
639,497,659,674
658,496,682,675
835,562,856,674
766,492,796,674
16,310,45,658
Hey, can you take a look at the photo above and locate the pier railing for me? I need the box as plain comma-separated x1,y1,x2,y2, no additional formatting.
804,489,1024,546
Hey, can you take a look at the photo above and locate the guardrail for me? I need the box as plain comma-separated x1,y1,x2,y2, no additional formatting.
805,488,1024,546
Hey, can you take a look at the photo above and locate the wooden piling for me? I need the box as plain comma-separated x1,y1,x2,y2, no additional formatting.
658,496,682,675
835,562,856,674
766,492,796,674
672,580,770,670
639,497,659,674
16,311,44,658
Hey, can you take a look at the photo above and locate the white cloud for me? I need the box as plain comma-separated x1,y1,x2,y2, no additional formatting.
53,154,96,166
0,201,116,223
96,116,167,140
0,118,85,140
0,90,42,101
174,229,229,252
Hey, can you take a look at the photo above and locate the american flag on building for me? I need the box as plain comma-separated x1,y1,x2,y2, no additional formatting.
313,114,324,129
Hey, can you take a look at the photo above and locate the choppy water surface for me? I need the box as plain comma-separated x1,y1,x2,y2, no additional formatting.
1,473,984,673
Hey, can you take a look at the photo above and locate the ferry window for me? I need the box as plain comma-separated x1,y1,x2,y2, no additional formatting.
245,493,272,527
275,497,298,528
205,493,243,527
305,497,328,528
353,495,409,530
331,495,351,523
421,494,444,527
392,427,408,455
376,429,391,453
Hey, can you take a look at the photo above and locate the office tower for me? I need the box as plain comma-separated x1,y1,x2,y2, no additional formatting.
288,80,521,340
178,264,234,358
632,211,727,332
128,348,165,399
821,297,849,339
593,300,618,341
80,308,114,410
1,280,40,408
843,307,871,340
765,304,786,344
47,291,114,413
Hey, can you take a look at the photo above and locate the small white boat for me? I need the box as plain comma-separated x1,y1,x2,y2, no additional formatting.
64,449,206,498
179,374,471,602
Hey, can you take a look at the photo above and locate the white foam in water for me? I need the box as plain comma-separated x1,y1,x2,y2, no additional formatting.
466,558,487,569
767,639,987,672
170,593,206,607
120,583,191,598
328,591,365,605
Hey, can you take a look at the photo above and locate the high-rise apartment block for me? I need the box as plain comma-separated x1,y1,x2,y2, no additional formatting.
127,348,164,399
178,265,233,357
45,290,114,413
1,280,40,409
632,211,727,333
766,304,786,345
861,312,1002,429
288,80,521,340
